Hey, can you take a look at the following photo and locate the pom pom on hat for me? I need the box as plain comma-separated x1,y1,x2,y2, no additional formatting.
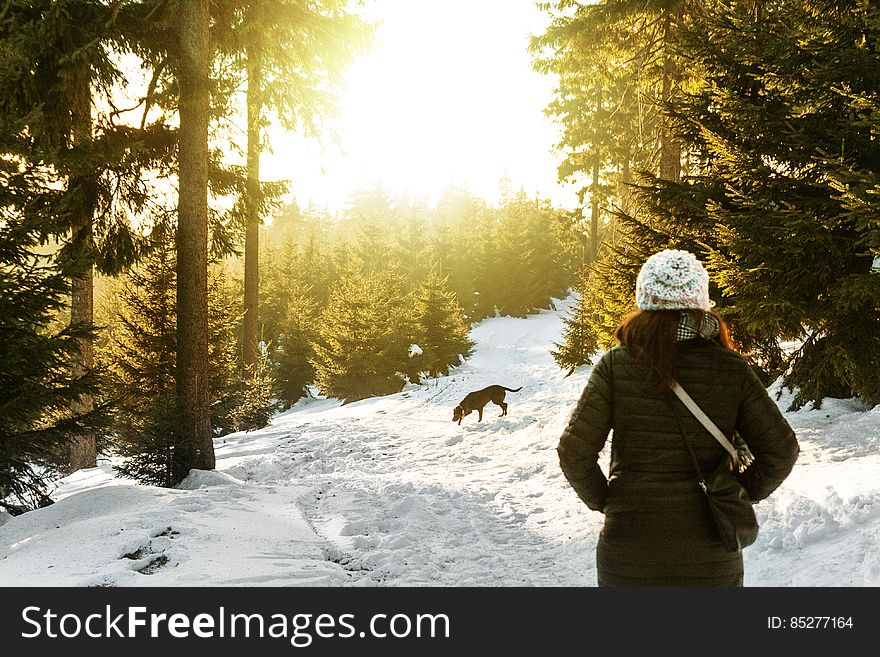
636,249,713,311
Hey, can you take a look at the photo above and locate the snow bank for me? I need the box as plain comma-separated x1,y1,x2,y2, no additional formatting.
0,472,345,587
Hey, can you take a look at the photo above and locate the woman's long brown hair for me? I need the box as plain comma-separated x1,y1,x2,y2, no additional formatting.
614,309,734,392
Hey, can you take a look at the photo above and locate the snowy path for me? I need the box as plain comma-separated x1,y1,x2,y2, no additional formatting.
2,297,880,586
213,302,601,586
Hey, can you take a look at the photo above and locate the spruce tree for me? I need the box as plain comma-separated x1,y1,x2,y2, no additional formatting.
259,239,297,357
534,0,699,371
228,352,276,432
312,268,410,403
0,193,106,510
533,0,694,221
206,263,276,435
552,269,600,374
491,193,543,317
0,0,176,472
433,187,489,321
555,0,880,407
501,192,576,314
274,288,319,408
410,266,474,379
651,0,880,406
393,203,432,292
296,212,334,307
104,241,177,487
105,239,274,486
469,207,504,320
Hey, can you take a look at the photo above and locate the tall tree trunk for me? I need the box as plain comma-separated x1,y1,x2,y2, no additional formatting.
588,94,603,264
619,154,632,216
68,70,96,473
243,39,263,368
174,0,214,482
589,154,601,264
659,5,682,182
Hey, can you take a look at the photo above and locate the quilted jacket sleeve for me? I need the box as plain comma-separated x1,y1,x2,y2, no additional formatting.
557,351,613,512
735,364,800,502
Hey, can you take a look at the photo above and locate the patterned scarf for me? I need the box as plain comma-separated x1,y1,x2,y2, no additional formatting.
675,311,720,343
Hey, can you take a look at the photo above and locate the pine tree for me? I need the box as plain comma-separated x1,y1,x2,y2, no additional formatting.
558,1,880,407
534,0,698,369
213,0,368,365
297,211,334,307
0,190,106,510
214,0,371,367
467,189,578,320
262,201,307,249
0,0,176,472
312,269,410,403
207,261,254,438
259,239,295,352
259,216,333,407
491,194,543,317
104,239,274,486
259,224,321,407
650,0,880,406
469,207,504,319
104,241,178,487
228,351,276,432
433,186,490,321
533,0,694,219
393,204,433,292
274,287,319,408
552,270,600,374
410,266,474,379
346,185,400,273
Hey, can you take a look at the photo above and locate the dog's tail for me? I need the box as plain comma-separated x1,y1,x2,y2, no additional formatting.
502,386,522,393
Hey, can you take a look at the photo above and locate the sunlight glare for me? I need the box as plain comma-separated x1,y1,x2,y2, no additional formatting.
261,0,575,212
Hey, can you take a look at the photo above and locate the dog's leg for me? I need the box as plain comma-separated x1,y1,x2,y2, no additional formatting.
499,401,508,416
478,408,483,422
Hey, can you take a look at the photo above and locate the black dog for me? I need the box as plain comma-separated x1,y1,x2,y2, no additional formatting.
452,385,522,425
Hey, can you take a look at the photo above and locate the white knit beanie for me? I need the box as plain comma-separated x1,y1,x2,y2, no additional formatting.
635,249,712,311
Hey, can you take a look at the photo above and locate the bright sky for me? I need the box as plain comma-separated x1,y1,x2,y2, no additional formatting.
260,0,578,213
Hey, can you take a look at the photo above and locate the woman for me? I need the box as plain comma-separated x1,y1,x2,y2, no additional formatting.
558,249,799,586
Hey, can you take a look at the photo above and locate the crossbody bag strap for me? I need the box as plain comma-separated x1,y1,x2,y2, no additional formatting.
669,396,708,491
671,380,739,462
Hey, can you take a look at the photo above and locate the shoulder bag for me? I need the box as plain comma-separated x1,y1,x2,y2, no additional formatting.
670,380,758,552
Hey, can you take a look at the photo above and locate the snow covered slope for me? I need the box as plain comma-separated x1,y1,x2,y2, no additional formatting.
2,297,879,586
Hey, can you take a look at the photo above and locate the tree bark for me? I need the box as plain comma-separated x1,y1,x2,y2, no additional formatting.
589,153,601,264
619,155,631,216
68,69,97,473
174,0,214,482
243,39,263,367
659,5,682,182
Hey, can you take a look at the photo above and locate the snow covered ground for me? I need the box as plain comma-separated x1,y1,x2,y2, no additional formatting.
2,296,879,587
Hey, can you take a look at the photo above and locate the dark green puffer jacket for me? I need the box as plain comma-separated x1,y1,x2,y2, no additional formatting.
558,340,799,587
